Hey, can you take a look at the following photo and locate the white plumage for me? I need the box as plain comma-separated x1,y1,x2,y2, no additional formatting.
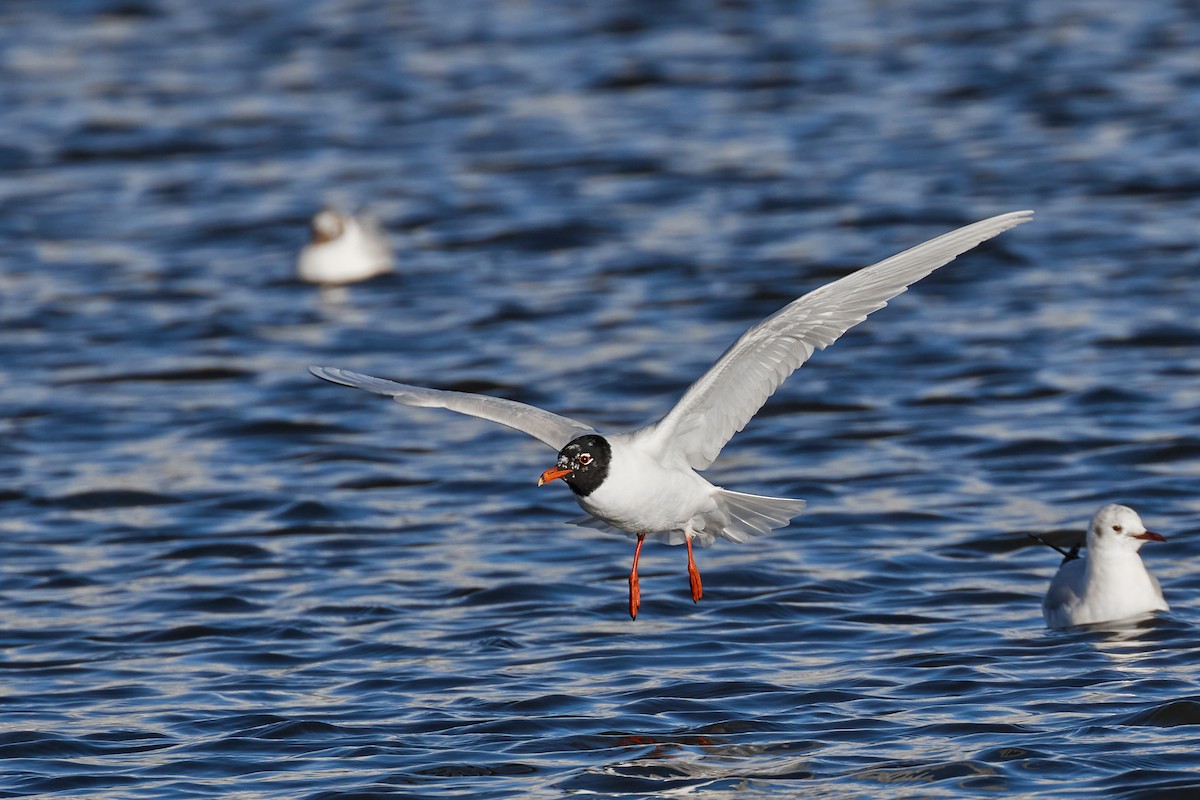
298,208,393,285
1042,504,1169,629
640,212,1034,471
312,210,1033,617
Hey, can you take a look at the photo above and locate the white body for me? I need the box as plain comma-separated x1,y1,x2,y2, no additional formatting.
1042,505,1168,629
310,211,1033,548
568,431,809,546
298,209,393,285
577,438,716,539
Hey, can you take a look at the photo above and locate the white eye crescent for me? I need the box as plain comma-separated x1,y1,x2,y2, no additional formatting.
578,453,592,466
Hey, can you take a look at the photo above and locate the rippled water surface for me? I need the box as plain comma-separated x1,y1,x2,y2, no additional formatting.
4,1,1200,797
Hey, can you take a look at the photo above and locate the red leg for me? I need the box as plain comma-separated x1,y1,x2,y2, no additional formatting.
629,533,646,620
686,536,703,603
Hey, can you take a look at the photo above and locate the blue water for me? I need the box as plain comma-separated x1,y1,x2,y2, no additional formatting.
3,1,1200,797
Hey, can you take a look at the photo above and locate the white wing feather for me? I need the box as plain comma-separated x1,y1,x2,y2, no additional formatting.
1042,559,1085,627
639,211,1034,469
309,366,595,450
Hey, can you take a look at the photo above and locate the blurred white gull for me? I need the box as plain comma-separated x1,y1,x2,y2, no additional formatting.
297,207,394,285
1039,504,1168,629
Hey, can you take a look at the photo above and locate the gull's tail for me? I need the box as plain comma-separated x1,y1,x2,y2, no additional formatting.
712,488,807,544
570,489,806,547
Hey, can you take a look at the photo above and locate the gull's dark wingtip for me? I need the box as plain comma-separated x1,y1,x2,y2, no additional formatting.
1027,532,1080,563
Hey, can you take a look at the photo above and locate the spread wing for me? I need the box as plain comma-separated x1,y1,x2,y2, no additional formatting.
637,211,1034,469
309,366,595,450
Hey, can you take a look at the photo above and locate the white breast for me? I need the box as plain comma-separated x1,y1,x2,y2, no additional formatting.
1043,553,1168,628
298,218,392,284
575,436,717,538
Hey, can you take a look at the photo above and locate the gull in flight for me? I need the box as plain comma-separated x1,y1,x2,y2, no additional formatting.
312,210,1033,618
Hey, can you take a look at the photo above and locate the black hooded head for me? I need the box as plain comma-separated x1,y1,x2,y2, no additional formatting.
554,434,611,497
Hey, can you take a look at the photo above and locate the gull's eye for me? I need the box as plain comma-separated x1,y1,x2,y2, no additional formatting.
578,453,593,466
1112,525,1123,533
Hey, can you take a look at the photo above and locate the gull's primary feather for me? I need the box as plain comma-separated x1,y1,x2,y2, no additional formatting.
639,210,1034,470
308,366,595,450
